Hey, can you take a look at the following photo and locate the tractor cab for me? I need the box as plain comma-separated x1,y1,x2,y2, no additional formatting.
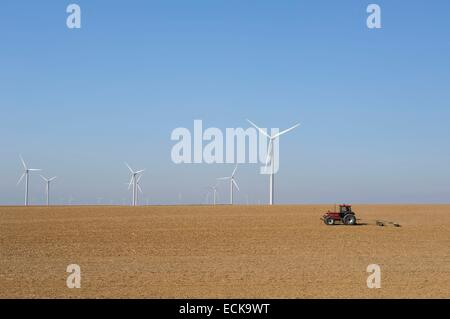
339,204,353,216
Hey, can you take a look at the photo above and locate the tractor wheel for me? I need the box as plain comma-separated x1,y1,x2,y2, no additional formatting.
343,214,356,225
324,216,335,225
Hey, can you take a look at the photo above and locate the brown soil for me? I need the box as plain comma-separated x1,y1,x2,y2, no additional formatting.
1,205,449,298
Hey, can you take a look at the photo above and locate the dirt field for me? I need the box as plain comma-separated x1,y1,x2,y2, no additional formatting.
1,205,449,298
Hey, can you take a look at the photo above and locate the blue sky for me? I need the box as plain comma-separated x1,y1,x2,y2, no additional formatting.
1,0,450,205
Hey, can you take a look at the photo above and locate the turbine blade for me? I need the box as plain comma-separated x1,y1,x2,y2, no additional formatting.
39,175,48,182
137,184,143,193
135,169,145,174
17,173,25,185
49,176,57,181
125,162,134,173
272,123,300,139
232,179,240,191
231,164,238,177
19,155,27,169
28,168,41,171
217,177,230,180
246,119,271,139
128,176,133,189
137,175,142,183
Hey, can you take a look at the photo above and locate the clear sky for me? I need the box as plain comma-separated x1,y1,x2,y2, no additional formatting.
1,0,450,205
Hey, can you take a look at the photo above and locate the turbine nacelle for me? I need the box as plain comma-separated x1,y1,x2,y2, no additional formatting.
247,120,300,167
40,175,57,183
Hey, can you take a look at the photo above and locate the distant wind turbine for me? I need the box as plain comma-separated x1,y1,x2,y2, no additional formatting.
125,162,145,206
135,175,143,206
247,120,300,205
205,182,219,205
218,165,239,204
209,183,219,205
17,155,41,206
40,175,57,206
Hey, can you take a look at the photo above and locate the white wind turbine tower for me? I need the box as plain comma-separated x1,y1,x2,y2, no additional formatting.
218,165,239,204
40,175,57,206
205,182,219,205
247,120,300,205
135,175,143,206
17,155,42,206
210,183,219,205
125,163,145,206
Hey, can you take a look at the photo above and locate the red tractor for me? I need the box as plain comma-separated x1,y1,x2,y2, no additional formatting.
322,204,357,226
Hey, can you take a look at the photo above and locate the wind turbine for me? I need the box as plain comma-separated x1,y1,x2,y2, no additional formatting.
210,183,219,205
17,155,41,206
247,120,300,205
205,183,219,205
40,175,56,206
125,162,145,206
135,175,143,206
218,165,239,204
